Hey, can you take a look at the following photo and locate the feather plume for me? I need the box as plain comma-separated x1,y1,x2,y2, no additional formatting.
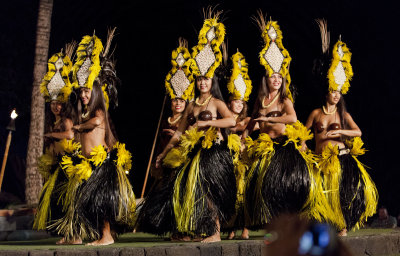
178,37,188,48
64,40,77,60
315,19,330,54
103,27,117,57
252,9,267,33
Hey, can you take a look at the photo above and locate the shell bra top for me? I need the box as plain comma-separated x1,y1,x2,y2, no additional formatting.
187,97,217,126
313,108,341,134
257,111,283,118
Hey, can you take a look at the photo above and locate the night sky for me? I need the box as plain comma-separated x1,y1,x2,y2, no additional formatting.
1,0,399,215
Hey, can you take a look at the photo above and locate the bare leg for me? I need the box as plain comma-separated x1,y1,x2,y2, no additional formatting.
56,237,82,245
338,228,347,237
228,231,235,240
86,221,114,246
240,228,249,239
201,218,221,243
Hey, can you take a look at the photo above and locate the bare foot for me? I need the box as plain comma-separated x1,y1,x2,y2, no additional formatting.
170,234,191,242
240,228,249,239
228,231,235,240
338,228,347,237
201,233,221,243
56,237,82,245
86,236,114,246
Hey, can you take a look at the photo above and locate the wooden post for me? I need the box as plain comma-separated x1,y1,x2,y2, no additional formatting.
0,131,12,192
140,95,167,198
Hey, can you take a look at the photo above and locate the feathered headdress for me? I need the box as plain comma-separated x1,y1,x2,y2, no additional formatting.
72,28,120,109
227,51,252,101
327,39,353,94
191,6,226,78
253,10,293,101
165,38,194,101
71,34,103,90
40,42,76,102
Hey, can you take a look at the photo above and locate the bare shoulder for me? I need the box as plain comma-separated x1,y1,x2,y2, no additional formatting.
63,118,73,126
95,109,105,117
282,98,294,107
212,98,227,106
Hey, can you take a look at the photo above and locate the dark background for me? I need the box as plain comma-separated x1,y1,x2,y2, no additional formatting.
1,0,399,216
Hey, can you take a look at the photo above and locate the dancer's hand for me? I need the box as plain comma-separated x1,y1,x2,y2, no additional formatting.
254,116,270,122
155,153,165,169
196,120,209,128
326,130,341,137
163,129,175,136
72,125,82,132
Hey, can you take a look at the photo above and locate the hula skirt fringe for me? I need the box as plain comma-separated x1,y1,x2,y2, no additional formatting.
161,128,238,237
51,142,136,241
244,121,331,229
135,170,177,236
318,137,378,231
33,140,81,232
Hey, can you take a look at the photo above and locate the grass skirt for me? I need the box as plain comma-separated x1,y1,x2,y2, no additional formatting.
51,142,135,241
162,128,237,237
319,138,378,231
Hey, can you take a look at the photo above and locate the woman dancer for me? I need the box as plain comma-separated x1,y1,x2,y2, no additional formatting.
33,47,81,244
305,24,377,235
136,38,193,239
156,9,238,243
225,51,252,240
55,30,136,245
243,13,326,229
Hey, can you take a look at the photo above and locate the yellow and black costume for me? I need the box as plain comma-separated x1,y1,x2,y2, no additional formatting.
136,38,194,235
163,127,240,236
314,29,378,231
33,48,75,232
244,15,330,228
224,51,253,232
55,143,135,240
51,31,136,241
245,122,329,227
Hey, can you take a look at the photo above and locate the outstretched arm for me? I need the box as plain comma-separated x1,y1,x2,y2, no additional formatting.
254,98,297,124
196,99,236,129
73,109,104,132
45,118,74,140
155,103,192,167
326,112,362,138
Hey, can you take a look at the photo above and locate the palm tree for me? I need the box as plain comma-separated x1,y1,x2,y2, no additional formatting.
25,0,53,206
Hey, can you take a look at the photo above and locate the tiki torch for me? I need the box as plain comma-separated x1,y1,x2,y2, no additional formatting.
0,109,18,192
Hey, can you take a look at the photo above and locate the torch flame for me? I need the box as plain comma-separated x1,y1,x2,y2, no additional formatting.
11,109,18,120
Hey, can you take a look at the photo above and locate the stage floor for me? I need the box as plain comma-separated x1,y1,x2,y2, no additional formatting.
0,229,399,256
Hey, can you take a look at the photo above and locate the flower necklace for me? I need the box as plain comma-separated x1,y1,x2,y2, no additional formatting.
168,115,182,125
322,105,337,115
262,93,279,109
195,95,213,106
81,106,90,119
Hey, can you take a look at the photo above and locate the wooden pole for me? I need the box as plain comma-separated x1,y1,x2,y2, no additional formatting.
140,95,167,198
0,131,12,192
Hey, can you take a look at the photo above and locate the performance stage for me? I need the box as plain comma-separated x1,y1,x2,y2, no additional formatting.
0,229,399,256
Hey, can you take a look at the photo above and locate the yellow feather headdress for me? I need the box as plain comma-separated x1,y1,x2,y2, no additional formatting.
40,51,73,103
71,35,103,90
254,11,293,101
327,40,353,94
165,38,194,101
227,51,252,101
191,7,226,78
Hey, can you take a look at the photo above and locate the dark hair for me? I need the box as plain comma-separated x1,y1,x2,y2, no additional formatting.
251,75,287,118
77,81,116,148
44,101,73,150
194,76,225,102
229,99,248,121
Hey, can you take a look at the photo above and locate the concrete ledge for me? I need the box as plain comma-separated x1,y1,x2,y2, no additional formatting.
0,231,399,256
